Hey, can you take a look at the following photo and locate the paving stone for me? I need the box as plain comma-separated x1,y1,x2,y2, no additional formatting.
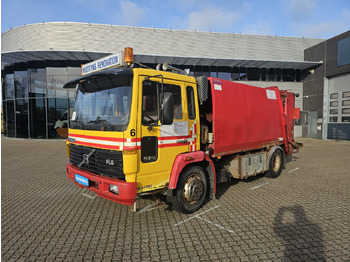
1,137,350,261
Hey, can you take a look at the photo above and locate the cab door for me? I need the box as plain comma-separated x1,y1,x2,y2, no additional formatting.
137,75,189,193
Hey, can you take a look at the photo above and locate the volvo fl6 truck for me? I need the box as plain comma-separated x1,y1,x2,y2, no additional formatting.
64,48,301,214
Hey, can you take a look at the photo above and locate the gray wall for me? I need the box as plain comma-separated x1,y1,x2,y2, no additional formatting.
303,30,350,140
2,22,323,61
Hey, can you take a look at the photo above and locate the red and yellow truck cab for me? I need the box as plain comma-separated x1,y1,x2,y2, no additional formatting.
64,48,301,214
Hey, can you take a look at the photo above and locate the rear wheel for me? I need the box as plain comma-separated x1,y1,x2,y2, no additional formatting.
268,149,284,178
171,166,208,214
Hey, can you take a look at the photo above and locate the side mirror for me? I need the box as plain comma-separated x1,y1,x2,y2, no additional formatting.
161,92,174,125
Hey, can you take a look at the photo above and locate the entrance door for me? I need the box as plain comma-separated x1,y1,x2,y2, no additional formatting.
309,111,318,138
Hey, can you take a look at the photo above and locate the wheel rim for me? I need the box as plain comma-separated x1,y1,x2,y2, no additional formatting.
182,174,203,205
272,153,281,173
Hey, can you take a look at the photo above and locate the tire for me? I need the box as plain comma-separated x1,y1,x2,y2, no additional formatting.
171,166,208,214
268,149,284,178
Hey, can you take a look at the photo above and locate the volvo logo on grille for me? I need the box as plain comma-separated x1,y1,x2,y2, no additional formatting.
78,149,96,167
68,137,76,143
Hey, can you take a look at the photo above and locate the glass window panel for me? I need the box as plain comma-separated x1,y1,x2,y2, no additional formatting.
47,75,68,98
342,91,350,98
261,68,267,81
4,75,15,99
210,66,217,78
164,84,183,119
47,98,68,139
330,93,338,99
337,37,350,67
276,68,282,81
15,99,29,138
15,77,28,98
218,71,231,80
3,101,8,136
342,117,350,122
29,67,46,76
29,98,47,139
232,67,240,80
29,76,46,98
202,66,210,77
329,117,338,122
67,66,82,81
267,68,275,81
14,70,27,78
67,67,82,75
296,70,301,82
6,100,15,137
142,81,159,125
330,109,338,114
186,86,196,120
67,74,82,81
239,68,247,81
342,108,350,114
194,66,202,77
217,67,231,80
46,67,67,76
330,101,338,107
342,100,350,106
283,69,295,82
247,68,260,81
68,88,77,98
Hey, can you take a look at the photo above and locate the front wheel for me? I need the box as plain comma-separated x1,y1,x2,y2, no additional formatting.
267,149,284,178
171,166,208,214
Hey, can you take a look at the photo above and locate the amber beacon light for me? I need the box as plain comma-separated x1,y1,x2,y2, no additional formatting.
124,47,134,65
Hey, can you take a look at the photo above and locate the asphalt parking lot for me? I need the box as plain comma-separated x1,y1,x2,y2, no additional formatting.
1,137,350,261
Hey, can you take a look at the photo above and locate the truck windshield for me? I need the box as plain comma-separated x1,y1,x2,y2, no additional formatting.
70,73,133,132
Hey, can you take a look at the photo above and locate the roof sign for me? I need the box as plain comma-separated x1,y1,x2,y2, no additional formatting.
81,52,124,75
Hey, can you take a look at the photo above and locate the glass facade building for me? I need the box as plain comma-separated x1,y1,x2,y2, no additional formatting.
2,61,85,139
1,60,304,139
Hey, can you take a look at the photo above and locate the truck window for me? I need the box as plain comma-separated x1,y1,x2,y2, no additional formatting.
164,84,182,119
142,81,183,126
142,81,159,126
186,86,196,120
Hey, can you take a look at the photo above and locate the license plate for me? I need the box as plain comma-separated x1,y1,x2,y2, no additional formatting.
75,174,89,187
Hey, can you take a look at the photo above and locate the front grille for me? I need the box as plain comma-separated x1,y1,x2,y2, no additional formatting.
69,144,124,180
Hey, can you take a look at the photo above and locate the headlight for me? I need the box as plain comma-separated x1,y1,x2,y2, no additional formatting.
109,184,119,195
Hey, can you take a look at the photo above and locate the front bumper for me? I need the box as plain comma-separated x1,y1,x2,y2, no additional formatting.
66,163,137,205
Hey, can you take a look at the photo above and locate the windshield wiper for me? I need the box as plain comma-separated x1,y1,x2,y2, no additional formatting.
71,120,87,129
87,117,115,130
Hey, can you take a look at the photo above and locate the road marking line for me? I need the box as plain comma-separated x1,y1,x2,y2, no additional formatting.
288,167,299,174
197,216,235,234
174,205,235,234
251,182,269,190
174,205,220,227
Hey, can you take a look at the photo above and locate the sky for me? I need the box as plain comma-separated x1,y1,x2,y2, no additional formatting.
1,0,349,39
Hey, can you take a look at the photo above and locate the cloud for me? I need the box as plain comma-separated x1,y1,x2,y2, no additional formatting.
183,4,248,32
289,9,350,38
119,0,147,26
243,21,273,36
284,0,317,21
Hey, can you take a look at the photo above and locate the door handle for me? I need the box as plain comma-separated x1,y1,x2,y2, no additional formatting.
176,139,188,144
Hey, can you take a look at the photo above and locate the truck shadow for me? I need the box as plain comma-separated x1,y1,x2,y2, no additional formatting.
273,205,326,261
286,155,300,163
215,173,265,200
214,179,239,200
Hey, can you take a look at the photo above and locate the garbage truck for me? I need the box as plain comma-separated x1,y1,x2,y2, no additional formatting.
64,48,302,213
